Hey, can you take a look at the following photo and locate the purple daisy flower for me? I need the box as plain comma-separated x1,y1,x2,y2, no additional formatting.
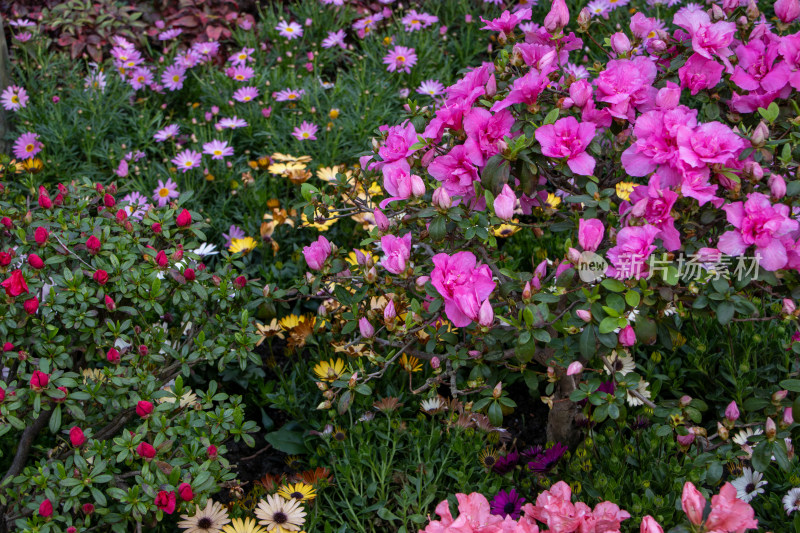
489,489,525,519
292,121,318,141
416,80,445,97
217,116,248,130
492,450,520,475
158,28,182,40
129,67,154,90
192,41,220,60
382,46,417,74
172,149,202,172
162,64,186,91
222,225,246,248
202,139,234,160
228,65,255,82
275,88,305,102
121,191,150,220
1,85,28,111
228,47,255,66
233,86,259,103
276,20,303,40
152,178,180,207
527,442,567,473
13,132,42,160
322,30,347,49
154,124,180,142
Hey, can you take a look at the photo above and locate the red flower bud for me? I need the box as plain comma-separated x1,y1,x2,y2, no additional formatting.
2,342,12,351
53,193,64,206
154,490,176,514
82,503,95,515
93,270,108,285
178,482,194,501
106,347,120,364
234,275,246,289
103,193,115,208
1,217,11,228
86,235,101,254
184,268,196,281
69,426,86,447
116,209,128,223
123,221,133,232
28,254,44,269
197,263,206,271
23,297,38,315
136,442,156,460
152,222,162,234
155,250,168,268
207,444,218,459
138,344,148,357
1,270,28,297
176,209,192,228
0,387,5,402
0,252,12,266
30,370,49,390
38,187,52,210
58,183,67,195
55,386,68,403
95,183,104,193
136,400,154,418
38,499,53,518
107,183,117,195
104,295,116,311
34,227,49,246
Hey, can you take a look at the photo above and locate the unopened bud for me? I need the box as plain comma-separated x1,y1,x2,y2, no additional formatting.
576,309,592,322
317,400,332,410
717,421,729,441
492,382,502,399
433,187,451,209
752,121,769,148
577,7,591,30
765,417,777,440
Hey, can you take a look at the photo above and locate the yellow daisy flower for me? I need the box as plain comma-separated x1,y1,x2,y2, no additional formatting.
312,358,346,382
301,209,338,231
277,482,317,502
492,222,520,238
399,354,423,373
221,518,266,533
229,237,258,254
545,193,562,209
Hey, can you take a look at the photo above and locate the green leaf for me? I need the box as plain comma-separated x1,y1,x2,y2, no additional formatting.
599,316,620,334
488,401,503,426
542,108,559,125
601,278,625,292
750,440,773,473
716,301,735,325
377,507,400,522
264,425,307,455
779,379,800,393
49,404,62,434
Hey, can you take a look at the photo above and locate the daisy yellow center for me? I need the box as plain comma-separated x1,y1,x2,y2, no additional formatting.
235,75,244,80
286,27,294,32
214,149,222,155
647,31,656,38
137,76,144,82
288,94,297,99
172,75,180,82
25,143,34,152
412,19,419,24
11,95,18,103
185,161,193,167
397,56,405,63
158,188,170,197
243,96,251,101
302,132,309,138
238,54,246,60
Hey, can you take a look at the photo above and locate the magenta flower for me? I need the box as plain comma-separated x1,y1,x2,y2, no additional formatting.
493,184,516,221
292,121,318,141
480,9,531,37
228,65,255,82
380,233,411,275
161,64,186,91
463,108,515,167
621,108,697,183
1,85,28,111
628,176,681,251
428,145,481,204
673,9,736,63
489,489,526,520
383,46,417,74
13,132,42,160
303,236,332,270
596,57,657,120
233,86,259,103
228,47,255,66
606,225,661,279
677,121,744,168
152,178,179,207
431,251,496,327
678,53,724,95
534,116,596,176
154,124,180,142
378,122,418,165
490,68,551,113
401,10,438,32
381,162,425,206
275,88,305,102
172,149,202,172
578,219,604,252
276,20,303,40
202,140,234,160
717,192,799,271
128,67,154,90
322,30,347,49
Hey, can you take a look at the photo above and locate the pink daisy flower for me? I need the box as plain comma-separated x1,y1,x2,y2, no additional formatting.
217,116,248,129
228,47,255,66
174,51,202,69
233,86,259,103
172,149,202,172
203,140,234,160
13,132,42,160
162,64,186,91
128,67,154,90
14,32,32,42
84,70,106,92
152,178,179,207
228,65,255,82
158,28,182,40
322,30,347,49
292,121,318,141
191,41,220,60
1,85,28,111
276,21,303,40
352,14,384,37
321,0,345,4
401,10,438,32
383,46,417,74
121,192,150,220
154,124,180,142
416,80,445,96
275,88,305,102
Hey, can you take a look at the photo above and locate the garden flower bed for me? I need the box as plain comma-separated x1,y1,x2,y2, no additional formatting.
0,0,799,532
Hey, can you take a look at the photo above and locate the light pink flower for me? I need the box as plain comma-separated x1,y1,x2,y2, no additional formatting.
494,185,516,221
383,46,417,74
678,53,724,95
431,252,496,327
303,236,331,270
578,219,604,252
380,233,411,275
717,192,799,271
535,117,596,176
606,225,661,279
705,482,758,531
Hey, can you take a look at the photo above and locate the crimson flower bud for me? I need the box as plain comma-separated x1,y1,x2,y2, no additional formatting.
69,426,86,447
23,297,38,315
103,193,115,208
93,269,108,285
104,295,116,311
28,254,44,269
38,499,53,518
136,442,156,460
178,482,194,501
3,342,13,351
55,386,68,402
212,275,221,286
82,503,95,515
38,186,52,209
86,235,102,254
136,400,154,418
155,250,168,268
116,209,128,223
138,344,148,357
34,227,49,246
184,268,196,281
0,251,13,266
53,193,64,206
106,348,120,364
152,222,162,234
234,275,246,289
207,444,218,459
30,370,49,390
0,217,11,228
176,209,192,227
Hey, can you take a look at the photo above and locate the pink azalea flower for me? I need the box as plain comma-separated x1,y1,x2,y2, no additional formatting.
161,64,186,91
463,108,515,167
202,140,234,160
445,62,492,106
578,219,604,252
621,107,698,183
596,57,657,120
534,116,596,176
704,482,759,531
276,20,303,40
431,251,496,327
606,225,661,279
172,149,202,172
681,167,721,207
383,46,417,74
428,145,481,205
490,68,551,112
152,178,179,207
677,121,744,168
628,176,681,251
381,161,425,206
673,9,736,64
303,236,331,270
524,481,590,532
480,9,532,37
678,53,724,95
718,192,799,271
13,132,42,160
292,121,318,141
380,233,411,274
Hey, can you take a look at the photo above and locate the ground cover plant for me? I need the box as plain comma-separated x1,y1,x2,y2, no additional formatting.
1,0,800,532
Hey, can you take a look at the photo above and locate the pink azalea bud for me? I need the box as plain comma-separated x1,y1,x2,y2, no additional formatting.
374,208,390,232
430,356,440,369
69,426,86,447
105,295,116,311
136,442,156,460
655,82,681,109
776,0,800,22
486,74,497,98
522,281,532,300
493,184,516,221
577,7,591,29
717,421,729,440
478,299,494,327
610,32,631,54
567,247,582,264
411,175,426,197
751,121,769,147
773,390,788,402
359,317,374,338
783,406,794,425
640,516,664,533
567,79,592,108
677,433,695,447
136,400,154,418
769,174,786,199
543,0,569,33
710,4,726,20
384,300,396,322
765,417,777,439
723,0,740,12
176,209,192,227
619,325,636,347
646,39,667,53
566,361,584,375
679,395,692,407
783,299,796,316
576,309,592,322
433,187,451,209
86,235,102,254
416,276,429,287
302,236,332,271
725,401,740,421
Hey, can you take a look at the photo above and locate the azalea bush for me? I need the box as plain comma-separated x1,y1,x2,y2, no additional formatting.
0,179,260,532
255,0,800,528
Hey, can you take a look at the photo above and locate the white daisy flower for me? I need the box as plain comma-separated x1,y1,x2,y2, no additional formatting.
731,467,767,503
193,243,218,257
783,487,800,515
626,379,651,407
605,350,635,376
